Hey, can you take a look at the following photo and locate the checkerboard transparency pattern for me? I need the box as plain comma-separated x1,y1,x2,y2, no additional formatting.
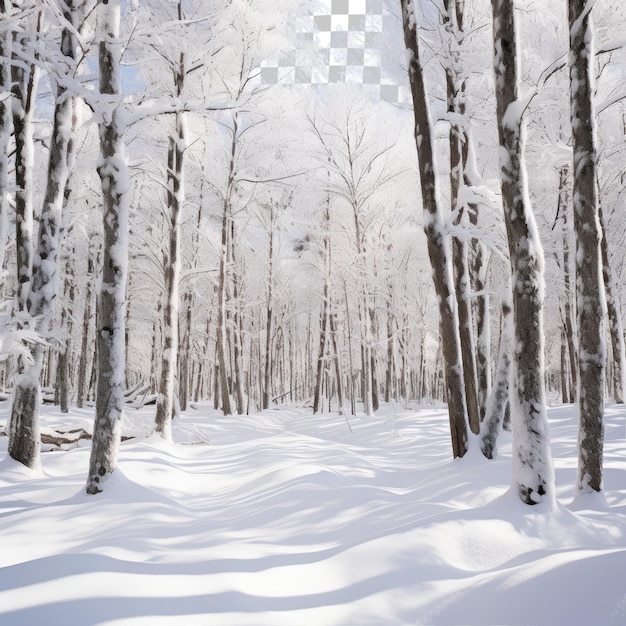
259,0,400,102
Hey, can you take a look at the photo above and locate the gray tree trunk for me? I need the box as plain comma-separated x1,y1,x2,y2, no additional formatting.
491,0,554,504
569,0,605,495
9,2,78,468
155,83,185,439
77,245,98,409
444,0,480,436
262,202,275,410
86,0,129,494
599,204,624,404
0,0,11,270
558,166,578,402
480,295,511,459
401,0,468,458
10,18,38,316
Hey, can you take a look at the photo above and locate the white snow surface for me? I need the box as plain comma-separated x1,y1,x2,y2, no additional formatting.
1,400,626,625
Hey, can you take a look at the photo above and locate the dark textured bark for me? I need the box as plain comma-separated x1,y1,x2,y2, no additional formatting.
560,325,570,403
444,0,480,436
401,0,468,458
262,203,275,411
9,3,79,468
471,240,490,420
313,282,329,414
558,166,578,401
57,253,76,413
230,228,245,415
599,204,624,404
155,101,185,438
8,361,41,467
491,0,553,503
178,291,192,412
0,0,10,269
569,0,605,495
76,252,93,411
87,0,128,494
11,22,38,315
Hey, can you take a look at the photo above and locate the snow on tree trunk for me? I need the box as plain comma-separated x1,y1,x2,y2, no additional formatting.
11,25,38,317
9,2,79,468
471,238,490,421
77,244,98,409
262,201,276,411
491,0,554,504
480,293,511,459
600,202,625,404
568,0,606,495
0,0,11,270
558,166,578,402
313,218,329,414
87,0,129,494
444,0,480,436
155,100,185,439
401,0,468,458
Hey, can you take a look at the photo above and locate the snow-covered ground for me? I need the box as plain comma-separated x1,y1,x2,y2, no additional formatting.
1,399,625,625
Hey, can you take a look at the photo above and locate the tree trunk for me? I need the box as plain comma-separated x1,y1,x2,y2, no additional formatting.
401,0,468,458
569,0,605,495
178,290,192,412
87,0,129,494
57,252,76,413
9,4,78,468
262,204,275,410
10,18,39,316
444,0,480,436
599,204,624,404
0,0,11,270
491,0,554,503
155,96,185,439
472,246,490,420
230,228,245,415
558,166,578,401
480,295,511,459
560,325,570,403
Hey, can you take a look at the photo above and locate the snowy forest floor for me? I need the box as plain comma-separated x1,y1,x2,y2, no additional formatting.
1,400,626,625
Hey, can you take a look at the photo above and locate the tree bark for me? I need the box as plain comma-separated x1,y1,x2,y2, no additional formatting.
9,3,78,468
480,295,511,459
262,202,275,410
491,0,554,503
155,67,185,438
0,0,11,271
444,0,480,436
599,204,624,404
558,166,578,401
87,0,129,494
10,16,39,316
569,0,605,495
401,0,468,458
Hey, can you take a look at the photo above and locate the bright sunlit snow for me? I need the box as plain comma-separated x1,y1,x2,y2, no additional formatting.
1,400,625,625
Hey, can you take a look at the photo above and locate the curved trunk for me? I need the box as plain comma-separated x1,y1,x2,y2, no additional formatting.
491,0,554,504
401,0,468,458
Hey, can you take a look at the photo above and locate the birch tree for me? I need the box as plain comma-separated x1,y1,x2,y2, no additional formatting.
568,0,605,495
490,0,554,503
400,0,468,458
